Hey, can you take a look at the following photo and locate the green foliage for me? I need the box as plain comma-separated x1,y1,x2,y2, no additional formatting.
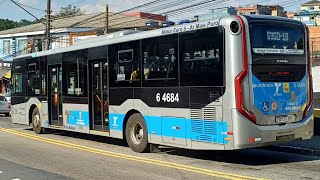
0,18,34,31
0,19,16,31
0,4,84,31
53,4,85,18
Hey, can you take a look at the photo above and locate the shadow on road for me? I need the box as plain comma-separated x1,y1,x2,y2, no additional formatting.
25,128,128,147
24,128,320,166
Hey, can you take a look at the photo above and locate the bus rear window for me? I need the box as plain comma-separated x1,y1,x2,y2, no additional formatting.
250,24,304,55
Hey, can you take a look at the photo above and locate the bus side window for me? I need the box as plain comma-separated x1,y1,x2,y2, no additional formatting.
40,58,47,96
109,41,140,87
180,27,224,86
142,34,178,86
62,50,87,97
26,60,41,96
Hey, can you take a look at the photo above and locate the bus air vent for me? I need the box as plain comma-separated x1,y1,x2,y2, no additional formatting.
203,106,216,120
198,135,213,142
191,108,202,120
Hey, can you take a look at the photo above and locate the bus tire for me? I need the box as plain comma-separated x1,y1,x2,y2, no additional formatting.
125,113,150,153
31,107,45,134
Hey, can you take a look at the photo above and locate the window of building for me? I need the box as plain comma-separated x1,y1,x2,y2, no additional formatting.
250,12,256,14
62,50,87,96
3,40,10,55
309,6,315,10
180,27,224,86
109,41,140,87
18,39,28,55
142,34,178,87
33,39,43,52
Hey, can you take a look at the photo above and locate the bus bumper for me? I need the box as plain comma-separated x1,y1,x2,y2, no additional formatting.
232,108,314,149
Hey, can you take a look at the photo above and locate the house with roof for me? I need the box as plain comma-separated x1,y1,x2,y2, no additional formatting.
193,7,237,22
0,12,165,62
293,0,320,26
0,11,165,94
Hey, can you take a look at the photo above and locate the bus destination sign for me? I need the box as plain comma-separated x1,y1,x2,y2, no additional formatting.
161,21,219,35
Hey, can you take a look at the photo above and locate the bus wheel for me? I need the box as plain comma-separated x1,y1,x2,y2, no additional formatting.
125,113,150,153
32,107,45,134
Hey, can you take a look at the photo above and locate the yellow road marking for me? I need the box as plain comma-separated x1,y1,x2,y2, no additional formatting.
0,128,269,180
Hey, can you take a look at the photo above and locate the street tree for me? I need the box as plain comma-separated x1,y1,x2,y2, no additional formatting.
53,4,85,18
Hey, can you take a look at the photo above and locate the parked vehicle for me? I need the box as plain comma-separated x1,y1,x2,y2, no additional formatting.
5,92,11,104
178,19,191,25
161,21,175,27
0,95,11,116
145,20,159,27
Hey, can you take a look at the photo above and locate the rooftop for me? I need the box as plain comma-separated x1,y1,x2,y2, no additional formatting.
302,0,320,6
0,12,162,36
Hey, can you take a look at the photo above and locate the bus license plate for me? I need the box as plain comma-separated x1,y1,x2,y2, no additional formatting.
275,115,289,123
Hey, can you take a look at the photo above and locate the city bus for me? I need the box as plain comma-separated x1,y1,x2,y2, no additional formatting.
11,15,314,152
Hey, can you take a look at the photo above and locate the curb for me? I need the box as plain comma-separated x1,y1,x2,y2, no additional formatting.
263,145,320,157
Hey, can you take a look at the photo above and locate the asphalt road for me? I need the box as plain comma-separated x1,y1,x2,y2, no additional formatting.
1,116,320,180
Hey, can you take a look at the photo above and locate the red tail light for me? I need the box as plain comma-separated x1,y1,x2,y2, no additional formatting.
8,102,11,108
235,16,256,123
304,25,313,118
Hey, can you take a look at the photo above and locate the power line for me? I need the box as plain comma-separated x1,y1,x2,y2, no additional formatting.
10,0,45,25
12,1,45,11
106,0,224,29
0,0,7,5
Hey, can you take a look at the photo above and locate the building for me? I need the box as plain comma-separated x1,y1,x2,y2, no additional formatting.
293,0,320,26
124,12,166,21
236,5,272,15
286,12,295,18
301,0,320,12
270,5,285,17
194,7,237,21
0,12,164,93
293,10,320,26
0,12,164,61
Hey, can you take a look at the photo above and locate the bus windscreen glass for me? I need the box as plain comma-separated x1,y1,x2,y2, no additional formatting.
250,25,304,55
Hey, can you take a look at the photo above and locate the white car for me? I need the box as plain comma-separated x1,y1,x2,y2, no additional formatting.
5,92,11,104
0,95,11,116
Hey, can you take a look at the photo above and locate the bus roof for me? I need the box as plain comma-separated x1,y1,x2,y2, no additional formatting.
13,15,305,61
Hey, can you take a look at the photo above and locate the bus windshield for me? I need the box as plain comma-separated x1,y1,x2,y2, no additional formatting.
250,24,304,55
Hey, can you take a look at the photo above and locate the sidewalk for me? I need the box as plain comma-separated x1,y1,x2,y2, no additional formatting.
270,136,320,156
267,110,320,156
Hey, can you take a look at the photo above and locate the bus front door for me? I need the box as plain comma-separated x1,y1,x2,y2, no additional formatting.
49,65,63,126
91,60,109,131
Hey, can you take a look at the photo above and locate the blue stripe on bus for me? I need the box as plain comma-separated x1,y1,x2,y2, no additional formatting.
109,113,228,144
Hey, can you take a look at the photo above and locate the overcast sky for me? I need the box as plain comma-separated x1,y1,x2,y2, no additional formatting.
0,0,307,22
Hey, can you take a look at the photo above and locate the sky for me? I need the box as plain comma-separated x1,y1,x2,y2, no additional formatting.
0,0,309,22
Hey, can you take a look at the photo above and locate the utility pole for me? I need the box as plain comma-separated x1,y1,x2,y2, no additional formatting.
105,4,109,34
45,0,52,50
